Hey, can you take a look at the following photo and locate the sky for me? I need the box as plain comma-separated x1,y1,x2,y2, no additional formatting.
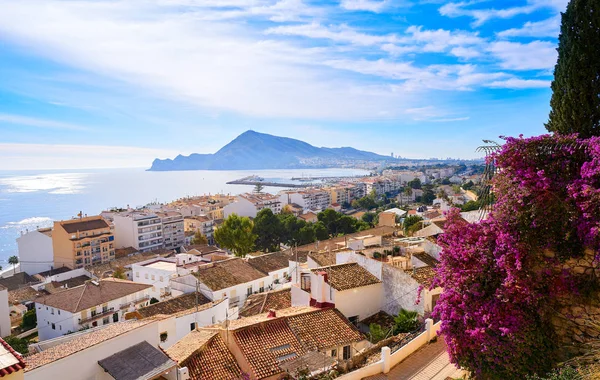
0,0,568,170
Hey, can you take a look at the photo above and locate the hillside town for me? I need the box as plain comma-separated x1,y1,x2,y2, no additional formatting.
0,165,481,379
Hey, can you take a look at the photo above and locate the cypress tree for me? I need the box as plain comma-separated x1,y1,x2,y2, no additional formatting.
546,0,600,138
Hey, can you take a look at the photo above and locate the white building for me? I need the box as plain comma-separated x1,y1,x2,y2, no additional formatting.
279,189,331,212
112,211,164,252
223,193,282,218
16,227,54,276
0,285,10,338
132,259,182,300
24,320,182,380
293,263,382,324
156,211,185,250
170,258,271,309
129,293,230,348
34,278,152,341
247,250,292,285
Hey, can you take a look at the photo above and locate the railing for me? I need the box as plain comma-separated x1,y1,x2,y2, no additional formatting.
389,323,426,353
79,307,115,324
120,296,151,310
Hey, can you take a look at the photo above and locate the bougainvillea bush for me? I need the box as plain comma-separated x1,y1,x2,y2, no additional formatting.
432,134,600,379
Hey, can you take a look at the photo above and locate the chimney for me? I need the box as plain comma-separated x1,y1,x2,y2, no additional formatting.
267,309,277,318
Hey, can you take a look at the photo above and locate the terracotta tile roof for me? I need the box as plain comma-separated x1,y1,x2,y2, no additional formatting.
287,308,364,351
24,320,153,372
59,217,109,233
311,263,381,291
0,273,39,291
413,252,439,268
183,245,222,254
234,318,305,379
308,251,337,267
279,351,336,376
297,226,396,253
49,275,90,290
248,251,291,274
194,258,267,291
240,288,291,317
8,287,46,306
0,337,26,376
405,267,437,288
136,293,212,319
169,332,241,380
34,278,151,313
114,247,138,258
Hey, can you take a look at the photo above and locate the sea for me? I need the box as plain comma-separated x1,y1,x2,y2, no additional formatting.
0,167,369,265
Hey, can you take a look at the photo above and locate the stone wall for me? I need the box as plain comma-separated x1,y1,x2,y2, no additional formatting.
382,265,424,316
550,249,600,357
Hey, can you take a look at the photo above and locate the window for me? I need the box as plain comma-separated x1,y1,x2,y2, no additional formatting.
51,323,55,330
190,322,196,331
113,313,119,323
59,325,62,331
145,273,149,279
247,286,253,296
91,309,97,317
151,274,155,281
136,272,140,278
103,317,110,324
348,316,359,326
331,349,337,357
159,276,163,282
58,310,61,315
50,308,54,315
343,345,351,360
212,316,216,324
102,305,108,313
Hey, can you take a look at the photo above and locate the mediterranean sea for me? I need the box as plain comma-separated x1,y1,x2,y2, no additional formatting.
0,167,369,265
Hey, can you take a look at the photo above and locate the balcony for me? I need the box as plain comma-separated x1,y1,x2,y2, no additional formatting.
79,307,115,324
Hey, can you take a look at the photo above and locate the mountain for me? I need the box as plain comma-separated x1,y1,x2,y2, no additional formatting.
148,130,395,171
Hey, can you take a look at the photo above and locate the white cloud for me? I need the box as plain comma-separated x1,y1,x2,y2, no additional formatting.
0,113,90,131
487,78,550,89
265,23,400,46
0,143,182,170
406,25,483,52
488,40,557,70
450,46,481,59
497,15,560,38
340,0,388,12
440,0,566,27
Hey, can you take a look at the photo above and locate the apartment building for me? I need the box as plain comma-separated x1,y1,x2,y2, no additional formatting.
167,194,236,220
156,211,185,250
279,189,331,212
223,193,282,218
34,278,152,341
52,216,115,269
184,215,214,244
325,185,355,206
16,227,54,275
112,211,164,252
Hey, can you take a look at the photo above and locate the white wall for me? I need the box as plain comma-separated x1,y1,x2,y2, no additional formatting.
336,252,383,280
169,299,229,348
132,263,177,300
334,284,383,321
422,240,443,261
0,288,11,337
17,230,53,275
382,265,424,316
32,268,91,291
26,322,161,380
223,198,257,218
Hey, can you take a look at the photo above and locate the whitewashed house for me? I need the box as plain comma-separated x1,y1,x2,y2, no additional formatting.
247,250,292,286
34,278,152,341
131,258,183,300
16,227,54,275
293,263,383,324
223,193,282,218
170,258,270,309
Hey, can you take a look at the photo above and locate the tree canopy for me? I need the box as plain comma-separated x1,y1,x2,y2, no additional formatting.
190,230,208,245
252,208,283,252
214,213,256,257
546,0,600,138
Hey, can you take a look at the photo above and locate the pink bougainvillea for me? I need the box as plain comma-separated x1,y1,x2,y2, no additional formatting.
432,134,600,378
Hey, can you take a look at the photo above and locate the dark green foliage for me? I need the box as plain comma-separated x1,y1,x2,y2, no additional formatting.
317,209,369,237
4,336,28,354
422,188,435,205
546,0,600,138
403,215,423,234
314,221,329,241
407,178,422,189
21,309,36,330
394,309,420,334
253,208,283,252
527,367,580,380
461,200,481,212
351,195,378,210
361,212,377,226
369,323,387,343
462,180,474,190
214,213,256,257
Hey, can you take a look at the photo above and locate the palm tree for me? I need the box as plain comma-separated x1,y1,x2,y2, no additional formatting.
8,256,19,275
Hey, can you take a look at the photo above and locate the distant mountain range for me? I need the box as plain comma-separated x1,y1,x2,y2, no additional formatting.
148,130,396,171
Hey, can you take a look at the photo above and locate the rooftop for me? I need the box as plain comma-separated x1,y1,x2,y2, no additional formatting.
25,320,154,372
59,216,109,234
0,272,38,291
0,337,25,376
135,293,212,319
166,331,241,380
405,267,437,288
247,251,291,274
142,260,177,272
35,267,71,279
193,258,267,291
97,341,175,380
311,263,381,291
86,250,173,278
308,251,337,267
34,278,152,313
240,288,292,317
413,252,439,268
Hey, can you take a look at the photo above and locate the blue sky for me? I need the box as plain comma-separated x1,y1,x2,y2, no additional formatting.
0,0,567,169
